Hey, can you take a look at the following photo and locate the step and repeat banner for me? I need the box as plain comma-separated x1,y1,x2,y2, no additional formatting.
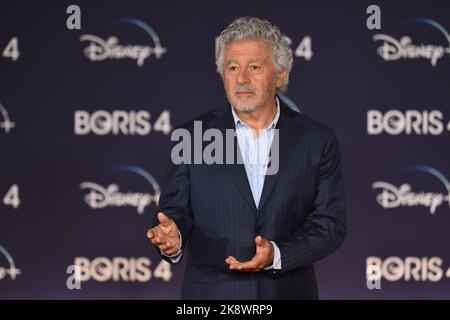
1,0,449,299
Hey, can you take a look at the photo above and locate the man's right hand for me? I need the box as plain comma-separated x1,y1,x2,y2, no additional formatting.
147,212,181,256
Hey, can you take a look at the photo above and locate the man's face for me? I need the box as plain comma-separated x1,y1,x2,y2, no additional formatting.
223,39,286,113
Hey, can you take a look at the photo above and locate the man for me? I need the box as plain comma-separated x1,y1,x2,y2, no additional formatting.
147,16,346,299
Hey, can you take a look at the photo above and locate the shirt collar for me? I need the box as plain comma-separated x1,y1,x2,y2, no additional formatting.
231,96,280,130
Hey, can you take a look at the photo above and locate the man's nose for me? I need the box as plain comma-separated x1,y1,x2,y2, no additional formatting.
237,68,250,84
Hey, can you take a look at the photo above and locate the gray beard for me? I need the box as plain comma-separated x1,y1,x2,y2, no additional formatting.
231,104,259,114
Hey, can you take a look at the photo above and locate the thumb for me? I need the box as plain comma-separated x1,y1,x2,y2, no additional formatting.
158,212,171,226
255,235,263,246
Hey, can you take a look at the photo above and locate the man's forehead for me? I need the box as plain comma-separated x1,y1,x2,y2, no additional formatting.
224,40,271,62
226,39,270,51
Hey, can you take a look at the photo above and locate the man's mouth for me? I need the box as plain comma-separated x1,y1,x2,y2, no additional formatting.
235,91,255,96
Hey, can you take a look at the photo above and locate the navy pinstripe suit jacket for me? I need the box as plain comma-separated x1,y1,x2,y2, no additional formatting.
152,99,346,299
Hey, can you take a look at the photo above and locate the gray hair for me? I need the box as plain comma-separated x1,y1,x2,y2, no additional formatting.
215,16,293,92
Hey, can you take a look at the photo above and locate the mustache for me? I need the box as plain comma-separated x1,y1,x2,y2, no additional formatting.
233,85,256,94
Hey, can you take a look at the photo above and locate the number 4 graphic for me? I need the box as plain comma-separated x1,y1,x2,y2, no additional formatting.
3,184,20,209
2,37,20,61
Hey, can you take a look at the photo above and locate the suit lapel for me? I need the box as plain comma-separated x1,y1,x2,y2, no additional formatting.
213,104,258,213
257,102,297,212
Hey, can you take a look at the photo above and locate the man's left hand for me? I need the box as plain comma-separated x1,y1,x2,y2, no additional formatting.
225,236,274,272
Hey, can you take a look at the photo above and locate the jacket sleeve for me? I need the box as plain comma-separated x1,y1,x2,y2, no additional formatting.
151,141,193,264
271,128,347,276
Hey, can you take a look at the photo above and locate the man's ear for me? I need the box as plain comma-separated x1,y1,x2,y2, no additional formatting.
276,69,288,90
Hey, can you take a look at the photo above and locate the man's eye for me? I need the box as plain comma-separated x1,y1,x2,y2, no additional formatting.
228,66,238,72
250,65,262,72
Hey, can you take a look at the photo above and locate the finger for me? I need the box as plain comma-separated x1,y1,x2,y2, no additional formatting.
225,256,240,265
154,236,165,245
233,257,259,271
147,228,157,239
232,263,259,272
159,241,172,251
158,212,171,226
227,259,249,269
162,247,179,256
158,244,168,252
255,235,263,246
229,261,257,271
